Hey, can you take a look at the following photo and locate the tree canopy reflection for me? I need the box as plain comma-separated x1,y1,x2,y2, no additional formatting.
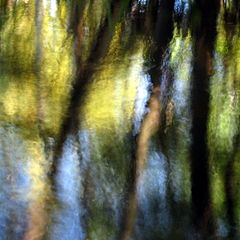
0,0,239,239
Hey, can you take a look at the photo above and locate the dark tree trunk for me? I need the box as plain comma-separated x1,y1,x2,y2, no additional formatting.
190,0,220,237
49,0,130,184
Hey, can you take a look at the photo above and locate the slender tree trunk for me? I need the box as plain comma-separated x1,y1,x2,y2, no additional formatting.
49,0,126,184
119,1,175,239
47,1,135,238
120,85,161,240
4,0,12,12
24,1,49,239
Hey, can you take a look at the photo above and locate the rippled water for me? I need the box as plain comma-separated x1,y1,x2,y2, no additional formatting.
0,0,239,239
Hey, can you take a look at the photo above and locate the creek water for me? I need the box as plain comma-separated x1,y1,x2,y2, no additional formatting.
0,0,239,239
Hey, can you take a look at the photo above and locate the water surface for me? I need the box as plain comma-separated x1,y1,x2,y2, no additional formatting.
0,0,240,239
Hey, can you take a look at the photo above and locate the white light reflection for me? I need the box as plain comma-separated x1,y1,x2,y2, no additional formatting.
133,73,152,135
51,136,84,240
43,0,57,18
216,218,229,238
138,0,147,6
137,151,171,233
174,0,189,15
0,127,30,239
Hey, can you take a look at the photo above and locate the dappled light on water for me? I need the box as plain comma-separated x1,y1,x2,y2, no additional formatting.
0,0,240,239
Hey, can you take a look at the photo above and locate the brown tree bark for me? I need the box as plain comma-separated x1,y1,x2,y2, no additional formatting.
119,1,175,239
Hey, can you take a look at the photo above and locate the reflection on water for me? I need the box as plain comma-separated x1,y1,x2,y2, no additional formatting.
0,0,240,239
51,135,83,240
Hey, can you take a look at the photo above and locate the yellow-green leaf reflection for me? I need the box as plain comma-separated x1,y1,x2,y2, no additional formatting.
208,7,240,233
0,0,73,239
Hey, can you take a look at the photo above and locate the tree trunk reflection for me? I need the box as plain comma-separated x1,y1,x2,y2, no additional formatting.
190,0,220,237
